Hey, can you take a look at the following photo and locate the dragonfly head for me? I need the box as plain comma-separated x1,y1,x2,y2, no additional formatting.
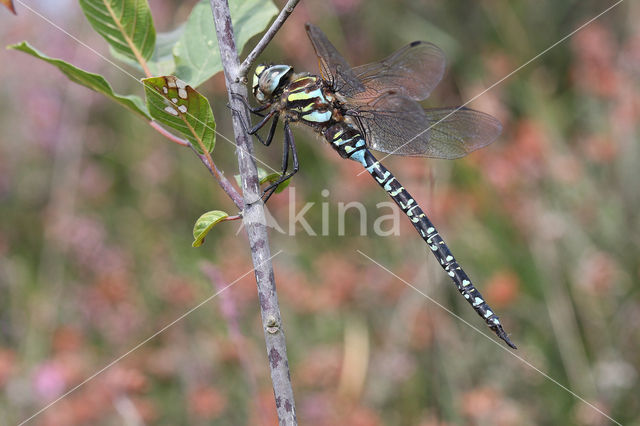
253,64,293,103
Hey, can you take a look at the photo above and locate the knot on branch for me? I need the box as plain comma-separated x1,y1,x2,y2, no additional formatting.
266,315,280,334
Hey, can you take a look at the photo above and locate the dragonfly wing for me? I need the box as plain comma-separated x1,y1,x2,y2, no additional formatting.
305,23,365,96
351,41,446,102
354,94,433,156
354,94,502,159
419,107,503,158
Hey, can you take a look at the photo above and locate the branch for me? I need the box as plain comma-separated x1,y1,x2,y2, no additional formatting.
150,120,190,146
237,0,301,80
197,149,244,211
149,120,244,210
209,1,297,425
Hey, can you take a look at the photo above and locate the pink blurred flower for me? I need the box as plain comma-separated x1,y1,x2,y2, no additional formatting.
34,362,66,400
462,387,521,426
331,0,363,14
188,386,228,420
580,135,618,164
52,326,84,353
25,90,62,150
571,23,619,98
485,270,521,308
0,349,16,388
484,119,550,193
574,251,618,295
295,346,342,388
105,366,148,394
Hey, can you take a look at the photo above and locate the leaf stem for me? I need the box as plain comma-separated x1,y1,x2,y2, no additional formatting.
149,120,190,146
181,115,216,171
149,120,244,210
237,0,301,79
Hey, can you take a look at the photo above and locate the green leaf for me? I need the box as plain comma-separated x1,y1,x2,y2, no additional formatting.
260,172,292,193
79,0,156,64
192,210,229,247
8,42,150,119
110,25,184,76
143,75,215,153
234,167,291,193
174,0,278,87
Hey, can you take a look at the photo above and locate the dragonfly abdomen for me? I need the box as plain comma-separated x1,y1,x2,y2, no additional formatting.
323,123,367,159
355,148,516,348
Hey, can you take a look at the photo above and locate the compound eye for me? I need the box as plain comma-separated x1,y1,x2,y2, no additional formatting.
253,65,266,94
260,70,281,97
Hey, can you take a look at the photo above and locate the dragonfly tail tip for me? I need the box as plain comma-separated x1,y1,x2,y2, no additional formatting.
498,330,517,350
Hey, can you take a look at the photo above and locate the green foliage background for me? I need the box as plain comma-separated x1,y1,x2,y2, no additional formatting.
1,0,639,424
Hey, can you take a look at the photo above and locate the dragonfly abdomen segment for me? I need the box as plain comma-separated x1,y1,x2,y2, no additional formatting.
324,123,367,159
356,148,516,348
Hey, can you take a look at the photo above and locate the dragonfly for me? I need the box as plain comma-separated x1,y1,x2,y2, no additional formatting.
244,23,516,349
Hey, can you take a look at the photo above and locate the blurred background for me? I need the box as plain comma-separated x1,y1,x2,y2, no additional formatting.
1,0,639,424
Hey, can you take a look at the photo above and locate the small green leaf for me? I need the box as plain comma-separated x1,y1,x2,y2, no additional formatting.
1,0,17,14
257,167,273,183
8,42,150,119
143,75,216,153
79,0,156,63
174,0,278,87
110,25,184,76
234,167,291,193
260,172,292,193
192,210,229,247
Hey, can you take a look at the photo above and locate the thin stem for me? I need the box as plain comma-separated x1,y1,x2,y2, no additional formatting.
149,120,244,210
180,113,217,174
237,0,301,79
139,58,152,78
187,143,245,211
150,120,190,146
210,0,298,424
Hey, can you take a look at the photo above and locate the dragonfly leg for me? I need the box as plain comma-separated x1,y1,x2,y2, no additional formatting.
261,121,299,203
227,104,255,134
248,110,279,135
256,112,280,147
244,111,279,147
231,104,279,146
229,92,270,116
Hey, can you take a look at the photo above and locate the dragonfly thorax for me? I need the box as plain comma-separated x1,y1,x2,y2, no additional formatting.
253,64,294,104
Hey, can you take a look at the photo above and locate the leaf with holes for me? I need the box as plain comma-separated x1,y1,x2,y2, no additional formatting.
192,210,229,247
1,0,16,14
110,25,184,76
79,0,156,65
143,76,215,154
8,42,150,119
174,0,278,87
